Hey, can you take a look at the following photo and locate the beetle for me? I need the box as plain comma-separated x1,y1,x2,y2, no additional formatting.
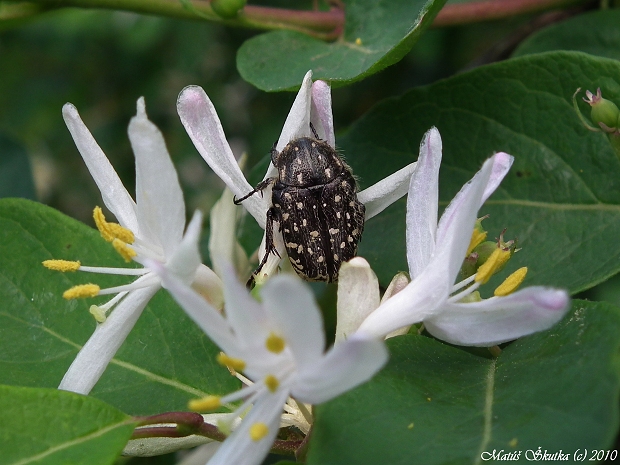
234,126,365,284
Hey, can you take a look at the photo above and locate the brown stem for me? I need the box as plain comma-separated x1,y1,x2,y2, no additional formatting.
433,0,588,27
25,0,345,40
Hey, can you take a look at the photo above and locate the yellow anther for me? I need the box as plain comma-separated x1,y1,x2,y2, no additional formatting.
107,223,134,244
93,206,134,243
63,284,100,300
188,395,221,412
265,332,285,354
249,422,269,441
494,267,528,297
112,239,136,262
216,353,246,372
467,229,488,256
89,305,107,323
475,248,511,284
42,259,81,272
264,374,279,392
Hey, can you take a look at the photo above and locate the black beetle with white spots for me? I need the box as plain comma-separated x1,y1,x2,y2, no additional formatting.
235,127,365,284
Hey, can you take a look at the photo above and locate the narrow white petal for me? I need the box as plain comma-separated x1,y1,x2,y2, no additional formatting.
176,86,265,226
58,284,158,394
434,155,495,286
129,97,185,255
481,152,513,205
406,128,442,278
209,187,241,277
424,287,570,346
292,333,388,405
358,162,416,220
275,70,314,151
208,389,289,465
191,264,224,311
310,80,335,147
216,259,268,349
260,275,325,369
164,210,203,284
62,103,138,231
154,260,236,353
335,257,380,343
356,257,450,338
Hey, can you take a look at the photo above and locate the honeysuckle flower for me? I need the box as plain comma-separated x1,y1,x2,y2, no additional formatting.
177,70,416,283
45,98,222,394
353,127,570,345
152,257,388,465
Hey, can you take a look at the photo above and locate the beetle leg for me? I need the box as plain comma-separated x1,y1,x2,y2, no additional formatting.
233,178,274,205
247,207,282,288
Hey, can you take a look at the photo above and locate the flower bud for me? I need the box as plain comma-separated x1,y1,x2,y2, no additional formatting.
583,88,620,132
211,0,246,18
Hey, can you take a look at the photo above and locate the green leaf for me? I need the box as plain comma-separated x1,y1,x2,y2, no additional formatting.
0,133,36,200
337,51,620,292
308,300,620,464
0,198,238,416
513,10,620,60
0,385,135,465
237,0,446,91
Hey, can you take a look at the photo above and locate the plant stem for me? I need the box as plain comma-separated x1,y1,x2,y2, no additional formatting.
433,0,588,27
22,0,344,40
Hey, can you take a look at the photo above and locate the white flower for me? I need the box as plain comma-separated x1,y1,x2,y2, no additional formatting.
152,257,388,465
46,98,222,394
176,70,416,281
352,127,570,345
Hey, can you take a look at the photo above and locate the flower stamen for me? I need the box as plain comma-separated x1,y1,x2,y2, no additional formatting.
112,238,137,262
42,259,81,272
265,332,285,353
264,374,279,392
249,422,269,441
475,248,511,284
63,284,100,299
189,395,222,412
217,353,246,372
494,267,528,296
93,206,135,244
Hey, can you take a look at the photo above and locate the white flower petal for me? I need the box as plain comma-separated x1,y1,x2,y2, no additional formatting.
155,261,236,353
209,187,241,277
275,70,314,151
406,127,442,278
216,259,269,349
260,274,325,369
356,256,451,338
358,162,416,220
335,257,380,343
164,210,203,284
176,86,265,227
434,154,496,286
62,103,138,232
129,97,185,255
58,283,158,394
310,80,335,147
292,333,388,405
208,389,289,465
481,152,513,205
424,287,570,346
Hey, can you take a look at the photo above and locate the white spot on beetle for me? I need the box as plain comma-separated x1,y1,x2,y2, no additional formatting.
334,195,341,202
329,228,340,235
310,231,319,238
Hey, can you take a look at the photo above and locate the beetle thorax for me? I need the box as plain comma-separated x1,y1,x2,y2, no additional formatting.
274,137,345,187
